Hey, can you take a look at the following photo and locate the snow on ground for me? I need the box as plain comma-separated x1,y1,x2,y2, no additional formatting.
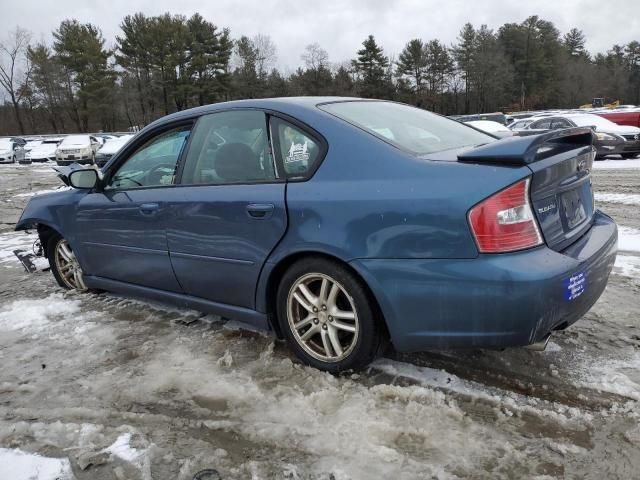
13,186,71,198
0,448,74,480
105,432,146,466
614,255,640,278
594,158,640,170
0,231,48,271
0,294,81,332
595,192,640,205
618,226,640,253
578,352,640,401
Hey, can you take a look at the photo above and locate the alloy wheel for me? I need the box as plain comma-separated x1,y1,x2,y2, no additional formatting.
287,272,359,362
54,239,87,291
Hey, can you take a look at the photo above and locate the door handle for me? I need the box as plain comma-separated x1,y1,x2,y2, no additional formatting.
139,202,160,215
246,203,274,219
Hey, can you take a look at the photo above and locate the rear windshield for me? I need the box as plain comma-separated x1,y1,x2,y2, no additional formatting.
319,101,494,155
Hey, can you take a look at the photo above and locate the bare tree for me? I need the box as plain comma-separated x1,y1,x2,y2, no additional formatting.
0,27,32,134
302,42,329,71
252,34,277,77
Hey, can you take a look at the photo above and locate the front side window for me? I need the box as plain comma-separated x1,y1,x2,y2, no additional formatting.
531,119,552,130
108,126,190,189
271,117,321,177
319,101,493,156
181,110,276,185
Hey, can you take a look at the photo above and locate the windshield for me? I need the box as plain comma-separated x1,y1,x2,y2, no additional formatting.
0,139,12,149
319,101,494,155
569,115,618,129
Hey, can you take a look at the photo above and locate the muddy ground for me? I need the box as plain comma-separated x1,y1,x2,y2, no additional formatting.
0,160,639,480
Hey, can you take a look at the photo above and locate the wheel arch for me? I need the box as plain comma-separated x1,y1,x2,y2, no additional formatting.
260,250,389,341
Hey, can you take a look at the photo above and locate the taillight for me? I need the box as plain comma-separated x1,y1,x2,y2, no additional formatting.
468,178,543,253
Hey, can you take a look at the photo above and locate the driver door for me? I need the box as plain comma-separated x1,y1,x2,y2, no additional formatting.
74,125,191,292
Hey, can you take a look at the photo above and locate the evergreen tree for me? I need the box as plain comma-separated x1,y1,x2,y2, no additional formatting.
352,35,390,98
396,39,428,98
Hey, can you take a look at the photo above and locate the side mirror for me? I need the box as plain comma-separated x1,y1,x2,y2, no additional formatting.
69,169,98,189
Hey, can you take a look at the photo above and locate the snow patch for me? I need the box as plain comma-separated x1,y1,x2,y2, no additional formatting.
104,432,145,466
578,352,640,401
593,158,640,170
0,448,74,480
614,254,640,278
13,186,71,198
618,226,640,253
595,192,640,205
0,294,81,331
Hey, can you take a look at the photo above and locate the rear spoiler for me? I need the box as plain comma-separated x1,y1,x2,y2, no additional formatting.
458,127,593,165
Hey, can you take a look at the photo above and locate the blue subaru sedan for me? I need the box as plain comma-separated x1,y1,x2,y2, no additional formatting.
16,98,618,372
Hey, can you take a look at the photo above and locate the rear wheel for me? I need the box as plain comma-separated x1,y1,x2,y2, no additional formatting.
47,234,87,291
277,257,382,372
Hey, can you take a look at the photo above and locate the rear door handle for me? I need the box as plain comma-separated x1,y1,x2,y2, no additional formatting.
246,203,274,219
139,202,160,215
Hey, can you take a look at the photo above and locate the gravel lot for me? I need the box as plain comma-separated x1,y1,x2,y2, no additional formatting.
0,160,639,479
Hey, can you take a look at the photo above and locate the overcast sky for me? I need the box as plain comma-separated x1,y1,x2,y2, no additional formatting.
4,0,640,70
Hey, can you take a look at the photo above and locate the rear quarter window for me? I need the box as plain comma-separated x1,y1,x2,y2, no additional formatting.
319,101,493,155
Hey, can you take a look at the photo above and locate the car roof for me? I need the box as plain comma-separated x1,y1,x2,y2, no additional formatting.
146,96,365,129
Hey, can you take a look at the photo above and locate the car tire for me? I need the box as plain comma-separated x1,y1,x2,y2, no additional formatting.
276,257,383,373
47,233,88,292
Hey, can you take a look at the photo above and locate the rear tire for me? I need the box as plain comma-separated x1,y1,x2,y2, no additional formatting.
277,257,382,373
47,233,88,292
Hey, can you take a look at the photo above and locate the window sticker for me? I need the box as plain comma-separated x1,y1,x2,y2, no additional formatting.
286,141,310,164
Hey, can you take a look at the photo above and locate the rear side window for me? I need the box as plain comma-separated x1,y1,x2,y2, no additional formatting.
531,119,551,129
180,110,277,185
271,117,322,178
319,101,493,155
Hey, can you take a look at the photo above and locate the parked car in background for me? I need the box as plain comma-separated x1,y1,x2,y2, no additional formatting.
464,120,514,138
55,135,101,166
26,138,62,163
0,137,25,163
509,118,535,130
520,113,640,159
95,135,134,168
16,98,617,372
596,109,640,129
450,112,507,125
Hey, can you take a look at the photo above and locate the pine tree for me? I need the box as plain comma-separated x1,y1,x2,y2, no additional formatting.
352,35,390,98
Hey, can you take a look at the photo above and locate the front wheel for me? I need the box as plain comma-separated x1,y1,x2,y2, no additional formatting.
277,257,383,372
47,234,87,291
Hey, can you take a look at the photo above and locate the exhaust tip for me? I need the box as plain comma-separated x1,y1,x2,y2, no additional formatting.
525,334,551,352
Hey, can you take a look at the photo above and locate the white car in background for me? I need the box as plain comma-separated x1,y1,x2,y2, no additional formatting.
465,120,514,138
94,134,134,167
0,137,24,163
55,134,101,166
26,138,62,163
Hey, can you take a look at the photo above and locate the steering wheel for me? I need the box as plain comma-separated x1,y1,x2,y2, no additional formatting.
147,163,176,185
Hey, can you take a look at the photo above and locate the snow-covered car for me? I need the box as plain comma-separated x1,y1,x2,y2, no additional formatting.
465,120,514,138
55,135,101,166
26,138,62,163
95,135,134,168
0,137,25,163
521,113,640,159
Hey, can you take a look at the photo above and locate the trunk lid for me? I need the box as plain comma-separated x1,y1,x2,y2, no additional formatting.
458,128,596,251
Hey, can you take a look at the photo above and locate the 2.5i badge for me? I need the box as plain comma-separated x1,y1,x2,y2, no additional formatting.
564,272,587,301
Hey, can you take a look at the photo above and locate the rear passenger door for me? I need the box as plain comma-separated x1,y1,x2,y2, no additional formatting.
165,110,287,309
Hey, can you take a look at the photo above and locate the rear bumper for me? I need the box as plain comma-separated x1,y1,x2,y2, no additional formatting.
351,211,617,352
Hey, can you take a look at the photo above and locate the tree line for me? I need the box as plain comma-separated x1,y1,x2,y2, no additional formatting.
1,13,640,135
